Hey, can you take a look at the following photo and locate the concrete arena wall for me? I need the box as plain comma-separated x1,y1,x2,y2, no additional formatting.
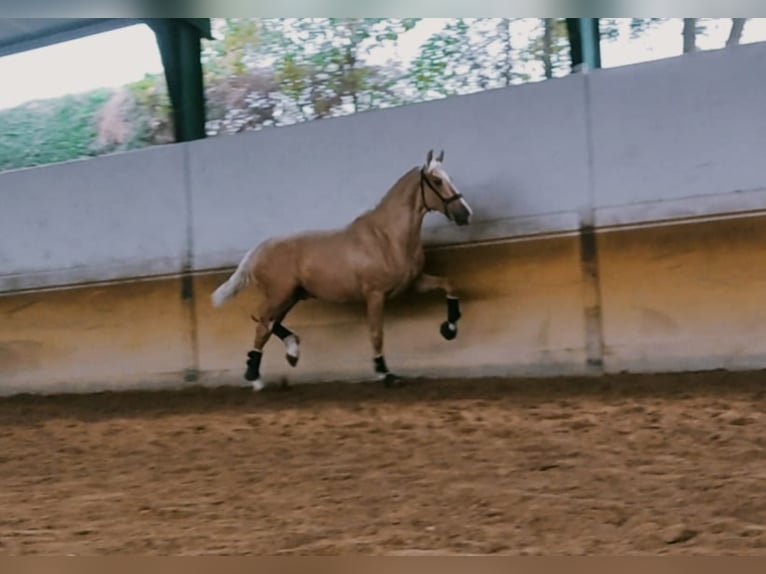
2,43,766,394
0,235,590,394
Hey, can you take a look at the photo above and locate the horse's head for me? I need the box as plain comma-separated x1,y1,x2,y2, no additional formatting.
420,149,472,226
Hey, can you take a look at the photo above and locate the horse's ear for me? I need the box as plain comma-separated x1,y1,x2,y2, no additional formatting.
426,149,433,165
437,149,444,162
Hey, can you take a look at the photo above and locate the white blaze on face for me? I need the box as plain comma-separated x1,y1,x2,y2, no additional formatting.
428,160,473,218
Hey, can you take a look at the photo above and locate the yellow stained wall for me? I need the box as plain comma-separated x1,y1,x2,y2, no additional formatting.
3,216,766,395
0,236,587,395
597,215,766,373
0,279,194,395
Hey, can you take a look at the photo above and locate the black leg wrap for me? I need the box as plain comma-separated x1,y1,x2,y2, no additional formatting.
441,297,461,341
244,350,262,381
447,297,461,323
374,356,400,388
374,355,388,376
272,322,292,340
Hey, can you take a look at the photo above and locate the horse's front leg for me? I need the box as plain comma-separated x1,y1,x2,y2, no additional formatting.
365,291,400,387
413,273,462,341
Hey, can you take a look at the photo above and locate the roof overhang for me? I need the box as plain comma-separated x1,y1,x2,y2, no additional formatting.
0,18,212,58
0,19,143,58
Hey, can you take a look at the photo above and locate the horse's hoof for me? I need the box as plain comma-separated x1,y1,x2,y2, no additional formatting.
251,379,265,392
285,335,300,367
440,321,458,340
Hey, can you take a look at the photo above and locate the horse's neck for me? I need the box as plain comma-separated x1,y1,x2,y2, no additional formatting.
370,168,425,250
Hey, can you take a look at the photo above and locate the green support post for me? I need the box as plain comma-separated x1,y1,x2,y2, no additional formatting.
566,17,602,72
579,18,601,71
146,19,212,143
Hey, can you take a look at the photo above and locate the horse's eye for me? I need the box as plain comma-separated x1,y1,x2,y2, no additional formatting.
433,177,443,185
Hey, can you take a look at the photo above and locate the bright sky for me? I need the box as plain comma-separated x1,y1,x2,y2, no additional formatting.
0,18,765,110
0,24,163,110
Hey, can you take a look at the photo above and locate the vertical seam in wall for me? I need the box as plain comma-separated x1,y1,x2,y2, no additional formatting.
579,72,605,373
181,143,200,381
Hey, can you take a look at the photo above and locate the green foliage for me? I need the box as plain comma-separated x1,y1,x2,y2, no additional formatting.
408,19,472,99
408,17,569,99
0,89,112,172
200,18,420,130
519,18,570,80
1,17,717,174
601,18,665,41
629,18,664,39
126,73,173,146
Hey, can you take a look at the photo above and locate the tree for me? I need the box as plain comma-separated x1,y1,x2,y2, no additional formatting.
628,18,664,39
324,18,418,114
0,90,114,171
683,18,697,53
494,18,514,86
483,18,569,86
408,18,477,100
542,19,554,79
409,18,553,100
14,17,726,174
727,18,747,47
528,18,569,79
201,18,284,133
216,18,417,123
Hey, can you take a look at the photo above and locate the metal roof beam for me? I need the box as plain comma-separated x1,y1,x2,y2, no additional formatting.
146,19,210,143
0,18,139,58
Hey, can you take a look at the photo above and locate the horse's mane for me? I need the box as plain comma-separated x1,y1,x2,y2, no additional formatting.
374,166,420,208
345,166,420,228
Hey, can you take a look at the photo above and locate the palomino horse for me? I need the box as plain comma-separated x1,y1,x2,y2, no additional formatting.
211,149,473,391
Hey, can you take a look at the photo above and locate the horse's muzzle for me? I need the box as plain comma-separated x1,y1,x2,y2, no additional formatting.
454,212,470,226
447,198,472,226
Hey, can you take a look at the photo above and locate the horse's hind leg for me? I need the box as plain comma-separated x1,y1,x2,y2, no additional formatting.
270,289,303,367
245,291,297,391
244,311,272,391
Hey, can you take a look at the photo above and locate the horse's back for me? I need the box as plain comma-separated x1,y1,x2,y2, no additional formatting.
248,215,410,302
249,229,348,292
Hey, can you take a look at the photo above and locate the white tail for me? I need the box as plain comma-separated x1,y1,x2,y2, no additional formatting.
211,249,254,307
